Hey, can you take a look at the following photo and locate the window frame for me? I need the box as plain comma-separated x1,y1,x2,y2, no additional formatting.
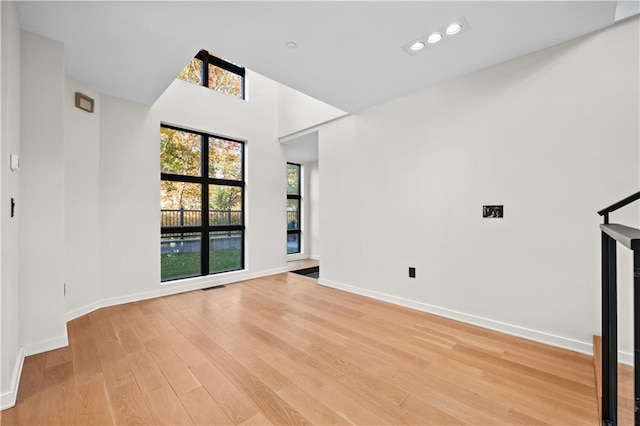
287,162,302,255
192,50,246,99
160,123,245,282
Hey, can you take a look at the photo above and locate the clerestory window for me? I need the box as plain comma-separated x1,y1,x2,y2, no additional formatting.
177,50,245,99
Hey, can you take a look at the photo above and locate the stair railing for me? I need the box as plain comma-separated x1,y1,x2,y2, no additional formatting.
598,190,640,426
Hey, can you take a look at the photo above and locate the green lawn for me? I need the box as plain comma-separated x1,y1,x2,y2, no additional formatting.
161,248,241,281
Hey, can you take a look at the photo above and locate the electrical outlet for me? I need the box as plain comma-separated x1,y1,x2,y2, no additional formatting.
409,267,416,278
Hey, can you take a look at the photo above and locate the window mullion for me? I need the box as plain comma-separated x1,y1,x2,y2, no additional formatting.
161,124,244,281
202,57,209,88
178,50,245,98
201,134,210,275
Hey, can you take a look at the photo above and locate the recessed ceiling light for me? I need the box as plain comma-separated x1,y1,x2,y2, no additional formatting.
286,41,298,49
410,41,425,52
402,17,469,56
427,33,442,44
446,23,462,35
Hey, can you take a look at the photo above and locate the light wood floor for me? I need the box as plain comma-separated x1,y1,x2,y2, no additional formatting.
1,272,599,425
618,363,634,424
593,336,635,424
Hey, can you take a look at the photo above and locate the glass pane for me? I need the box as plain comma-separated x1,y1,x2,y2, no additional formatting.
287,164,300,195
209,137,242,180
177,58,203,85
208,64,243,98
287,233,300,255
161,233,201,281
161,182,202,226
209,185,242,225
208,51,241,67
160,127,201,176
209,231,242,273
287,199,300,230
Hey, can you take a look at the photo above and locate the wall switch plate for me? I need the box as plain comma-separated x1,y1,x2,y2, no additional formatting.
10,154,19,171
409,267,416,278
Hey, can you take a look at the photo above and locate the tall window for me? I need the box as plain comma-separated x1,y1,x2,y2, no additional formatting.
160,125,245,281
177,50,245,99
287,163,301,255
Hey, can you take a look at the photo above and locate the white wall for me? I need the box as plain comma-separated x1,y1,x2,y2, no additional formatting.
64,78,100,316
98,94,160,302
318,17,640,356
297,162,311,257
19,31,66,350
0,0,21,408
155,75,285,276
95,71,286,305
307,160,320,259
4,17,636,414
301,162,310,257
4,27,288,410
278,83,346,138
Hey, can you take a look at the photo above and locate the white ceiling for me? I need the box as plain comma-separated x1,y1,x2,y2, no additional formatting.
17,1,627,112
282,131,319,163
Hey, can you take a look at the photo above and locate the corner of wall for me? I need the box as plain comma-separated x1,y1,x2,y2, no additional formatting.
0,347,24,411
0,332,67,411
1,0,22,410
16,24,67,387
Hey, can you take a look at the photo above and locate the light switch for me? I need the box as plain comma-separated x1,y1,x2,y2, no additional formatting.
10,154,19,171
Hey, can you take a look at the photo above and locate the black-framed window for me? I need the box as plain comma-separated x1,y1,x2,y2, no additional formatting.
160,124,245,282
177,50,245,99
287,163,301,255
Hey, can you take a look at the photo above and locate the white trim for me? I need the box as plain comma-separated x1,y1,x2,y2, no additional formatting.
0,347,24,410
309,254,320,260
286,253,309,261
23,335,68,357
619,350,633,366
279,115,346,142
65,301,102,324
66,267,288,322
318,278,594,356
1,335,67,411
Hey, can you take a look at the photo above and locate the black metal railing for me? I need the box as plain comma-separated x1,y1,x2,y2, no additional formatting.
599,191,640,225
599,191,640,426
161,209,242,227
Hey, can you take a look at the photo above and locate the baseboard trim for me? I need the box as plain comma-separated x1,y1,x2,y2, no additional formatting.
318,278,593,356
66,267,288,322
618,350,633,366
65,301,102,324
23,335,68,357
0,347,24,410
286,253,309,261
1,333,68,411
